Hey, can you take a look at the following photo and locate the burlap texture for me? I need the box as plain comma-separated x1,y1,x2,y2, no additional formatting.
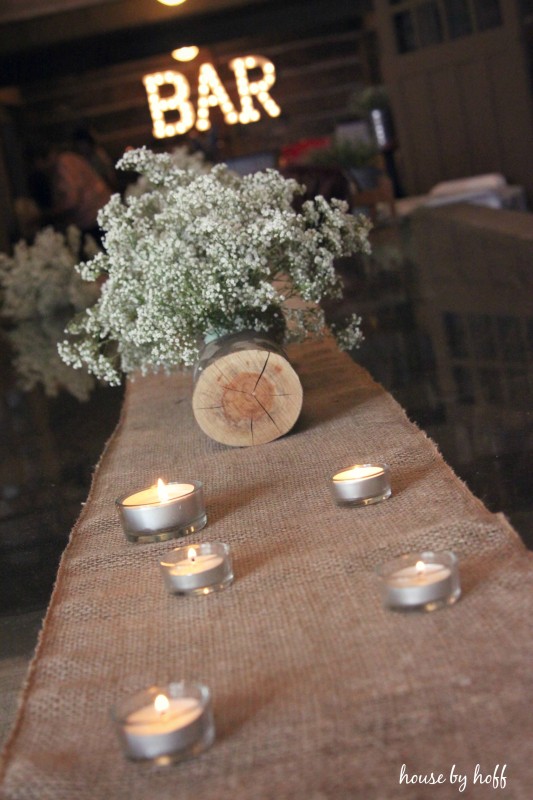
1,338,532,799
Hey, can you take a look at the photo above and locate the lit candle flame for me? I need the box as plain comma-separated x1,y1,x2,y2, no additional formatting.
187,547,196,562
415,561,426,575
157,478,169,503
154,694,170,715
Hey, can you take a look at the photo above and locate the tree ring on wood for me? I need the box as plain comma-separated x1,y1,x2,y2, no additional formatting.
192,331,303,447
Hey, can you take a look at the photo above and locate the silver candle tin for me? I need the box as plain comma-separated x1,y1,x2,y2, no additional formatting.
116,480,206,543
160,542,233,596
331,463,391,506
114,681,215,764
378,550,461,612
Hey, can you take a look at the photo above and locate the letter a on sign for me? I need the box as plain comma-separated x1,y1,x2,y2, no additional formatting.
196,63,239,131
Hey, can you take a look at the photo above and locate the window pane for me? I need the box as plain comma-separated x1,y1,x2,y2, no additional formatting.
519,0,533,17
416,2,444,47
445,0,473,38
453,365,475,403
469,314,497,360
394,11,417,53
444,312,468,358
479,368,503,404
497,316,526,362
506,369,530,409
474,0,503,30
527,317,533,352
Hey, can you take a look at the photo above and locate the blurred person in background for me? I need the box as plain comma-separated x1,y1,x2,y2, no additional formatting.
71,126,118,193
30,140,112,244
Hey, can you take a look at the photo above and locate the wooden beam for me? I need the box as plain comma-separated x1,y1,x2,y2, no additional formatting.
0,0,368,86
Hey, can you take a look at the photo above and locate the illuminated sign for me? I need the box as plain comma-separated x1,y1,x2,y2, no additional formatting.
143,55,281,139
171,46,199,62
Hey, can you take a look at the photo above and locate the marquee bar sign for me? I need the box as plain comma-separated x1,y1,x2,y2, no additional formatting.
143,55,281,139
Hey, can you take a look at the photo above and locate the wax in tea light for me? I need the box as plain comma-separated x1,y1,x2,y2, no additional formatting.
331,463,391,506
116,478,206,544
114,681,215,764
122,480,194,506
160,542,233,595
378,550,461,611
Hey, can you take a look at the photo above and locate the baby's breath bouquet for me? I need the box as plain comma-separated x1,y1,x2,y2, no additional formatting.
123,145,212,200
59,147,371,385
0,226,99,400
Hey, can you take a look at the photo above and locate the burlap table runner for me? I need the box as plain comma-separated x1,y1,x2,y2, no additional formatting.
1,338,532,799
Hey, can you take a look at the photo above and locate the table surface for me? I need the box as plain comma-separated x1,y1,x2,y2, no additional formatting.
1,337,532,800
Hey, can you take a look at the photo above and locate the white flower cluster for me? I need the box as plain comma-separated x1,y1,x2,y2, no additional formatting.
0,226,100,400
8,316,95,401
59,148,371,384
123,146,212,200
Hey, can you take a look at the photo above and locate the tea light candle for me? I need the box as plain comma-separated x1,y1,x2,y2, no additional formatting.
331,463,391,506
116,479,206,543
378,551,461,611
160,542,233,595
114,682,215,764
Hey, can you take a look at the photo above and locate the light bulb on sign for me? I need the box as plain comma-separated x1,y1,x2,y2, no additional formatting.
142,70,195,138
143,53,281,139
196,62,239,130
172,46,199,62
157,0,187,6
229,55,281,123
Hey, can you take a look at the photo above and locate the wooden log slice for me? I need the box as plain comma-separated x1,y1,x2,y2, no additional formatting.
192,331,303,447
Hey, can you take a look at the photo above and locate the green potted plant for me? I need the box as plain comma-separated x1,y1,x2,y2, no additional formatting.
308,139,381,191
346,85,391,120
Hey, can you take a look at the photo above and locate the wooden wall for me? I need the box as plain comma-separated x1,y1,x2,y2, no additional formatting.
0,1,380,246
15,24,379,165
0,0,379,177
